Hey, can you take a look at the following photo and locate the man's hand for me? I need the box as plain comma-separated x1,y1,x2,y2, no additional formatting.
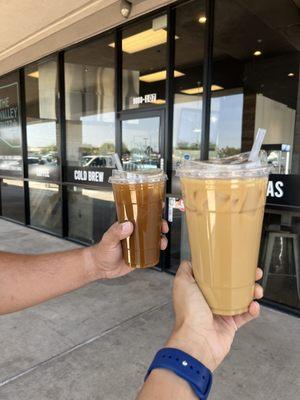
86,220,169,280
166,261,263,371
136,261,263,399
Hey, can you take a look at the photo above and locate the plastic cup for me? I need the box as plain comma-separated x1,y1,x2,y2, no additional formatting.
109,169,167,268
176,152,270,315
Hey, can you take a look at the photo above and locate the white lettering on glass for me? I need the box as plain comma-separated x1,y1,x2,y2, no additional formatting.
74,170,103,182
74,170,87,181
267,181,274,197
267,181,284,198
36,169,50,178
274,181,284,198
88,171,104,182
132,93,157,105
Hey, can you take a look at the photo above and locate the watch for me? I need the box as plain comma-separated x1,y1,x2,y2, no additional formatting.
144,347,213,400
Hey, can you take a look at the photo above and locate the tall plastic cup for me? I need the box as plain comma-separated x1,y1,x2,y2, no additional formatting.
176,153,270,315
109,169,167,268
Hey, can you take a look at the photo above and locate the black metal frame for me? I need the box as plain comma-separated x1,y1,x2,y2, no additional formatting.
58,51,68,238
19,67,30,225
115,28,123,155
0,0,299,317
201,0,214,160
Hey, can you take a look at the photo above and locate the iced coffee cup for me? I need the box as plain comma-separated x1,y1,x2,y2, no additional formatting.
176,152,270,316
109,169,166,268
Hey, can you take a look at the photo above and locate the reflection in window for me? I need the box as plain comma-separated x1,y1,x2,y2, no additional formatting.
65,34,115,171
172,0,205,192
68,186,115,243
211,0,299,168
0,72,23,177
122,14,168,110
25,58,60,180
1,179,24,223
122,117,160,170
209,92,243,158
29,181,62,234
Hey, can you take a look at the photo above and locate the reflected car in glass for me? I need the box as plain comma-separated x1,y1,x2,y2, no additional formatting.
80,155,115,168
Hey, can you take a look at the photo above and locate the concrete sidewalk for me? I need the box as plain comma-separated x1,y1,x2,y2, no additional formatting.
0,219,299,399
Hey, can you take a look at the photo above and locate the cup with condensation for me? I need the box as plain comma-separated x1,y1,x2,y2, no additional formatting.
176,152,270,315
109,169,167,268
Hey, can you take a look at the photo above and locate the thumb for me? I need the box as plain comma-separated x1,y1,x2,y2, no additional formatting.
176,260,195,283
101,222,133,247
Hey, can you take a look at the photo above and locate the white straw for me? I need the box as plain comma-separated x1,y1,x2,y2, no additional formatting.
113,153,124,171
249,128,267,162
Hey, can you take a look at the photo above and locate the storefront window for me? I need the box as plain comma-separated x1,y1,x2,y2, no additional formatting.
1,178,24,223
122,14,168,110
29,181,62,234
25,58,60,181
172,0,205,192
211,0,300,311
210,0,299,162
67,186,115,243
0,72,23,177
65,34,115,185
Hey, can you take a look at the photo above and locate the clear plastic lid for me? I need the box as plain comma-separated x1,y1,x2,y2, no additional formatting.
108,168,167,184
176,151,270,179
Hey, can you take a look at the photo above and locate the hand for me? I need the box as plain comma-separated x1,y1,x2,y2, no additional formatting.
166,261,263,372
86,220,169,280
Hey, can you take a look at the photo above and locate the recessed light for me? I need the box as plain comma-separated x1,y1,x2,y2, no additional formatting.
288,72,295,77
181,84,223,95
151,99,166,105
199,16,207,24
139,70,185,83
253,50,262,56
109,29,179,54
28,71,39,79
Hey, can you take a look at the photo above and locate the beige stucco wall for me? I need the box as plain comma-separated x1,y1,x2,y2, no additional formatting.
0,0,177,76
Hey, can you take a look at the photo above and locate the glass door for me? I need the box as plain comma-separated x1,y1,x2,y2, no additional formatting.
120,111,164,171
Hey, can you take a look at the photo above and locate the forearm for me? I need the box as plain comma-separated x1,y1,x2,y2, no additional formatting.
137,369,197,400
0,247,95,314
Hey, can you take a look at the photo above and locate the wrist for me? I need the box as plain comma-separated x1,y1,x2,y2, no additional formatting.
166,325,218,372
81,246,105,282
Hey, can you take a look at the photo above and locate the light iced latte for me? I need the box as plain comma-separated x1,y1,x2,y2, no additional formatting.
177,154,269,315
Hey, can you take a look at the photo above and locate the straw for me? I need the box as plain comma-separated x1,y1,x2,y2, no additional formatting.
113,153,124,171
249,128,267,162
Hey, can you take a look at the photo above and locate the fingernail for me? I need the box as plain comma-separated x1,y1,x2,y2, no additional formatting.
121,221,132,234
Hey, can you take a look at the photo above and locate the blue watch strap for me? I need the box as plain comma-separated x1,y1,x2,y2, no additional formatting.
144,348,212,400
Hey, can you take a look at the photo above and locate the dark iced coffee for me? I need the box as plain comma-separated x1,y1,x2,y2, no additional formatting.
109,169,166,268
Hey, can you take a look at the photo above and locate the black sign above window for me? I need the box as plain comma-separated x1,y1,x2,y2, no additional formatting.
28,162,60,181
66,166,114,185
266,174,300,208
